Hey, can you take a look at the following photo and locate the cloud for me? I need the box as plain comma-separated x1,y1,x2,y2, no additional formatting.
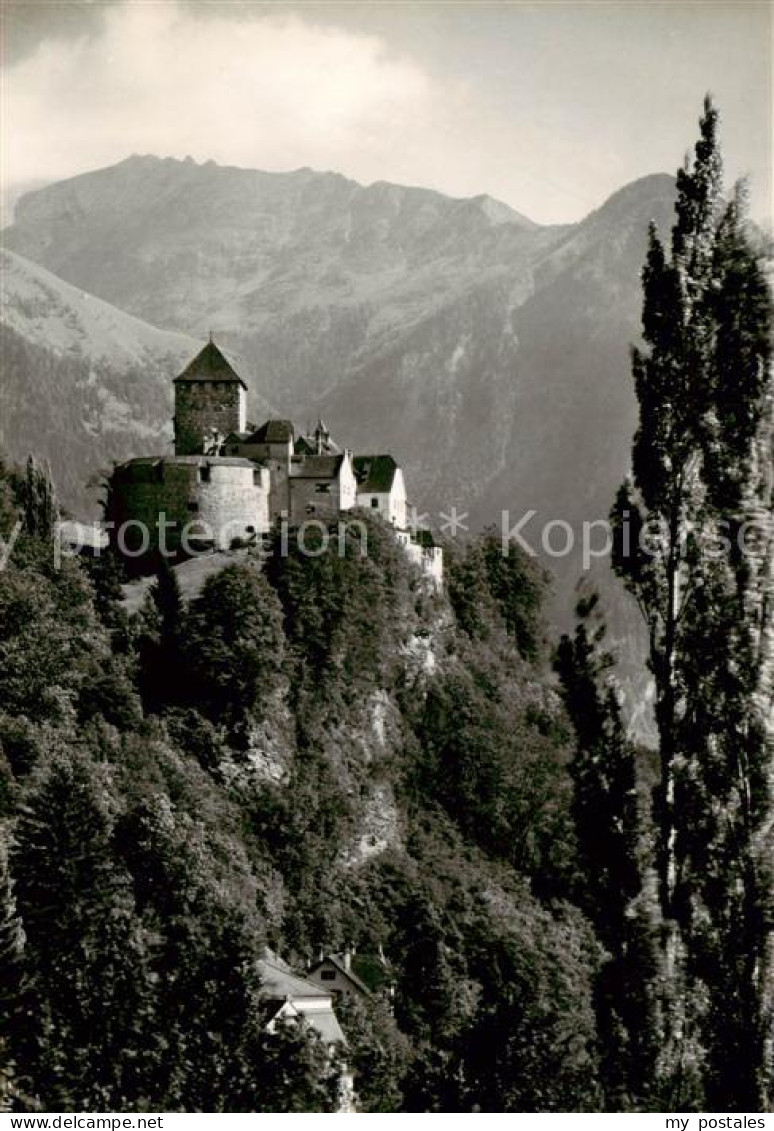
3,1,455,191
5,0,768,225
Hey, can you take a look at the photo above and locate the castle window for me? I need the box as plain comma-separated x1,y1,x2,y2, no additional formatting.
371,497,379,508
320,970,336,981
199,466,211,483
315,483,331,494
187,501,199,513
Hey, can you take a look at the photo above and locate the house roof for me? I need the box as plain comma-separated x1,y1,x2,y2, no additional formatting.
174,340,247,389
295,435,342,456
257,958,348,1046
257,958,331,1001
248,419,295,444
303,1008,346,1046
266,999,347,1046
353,455,399,493
413,528,437,549
310,954,372,997
290,454,345,479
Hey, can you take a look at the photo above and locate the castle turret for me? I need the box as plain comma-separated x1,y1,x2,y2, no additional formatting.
314,418,330,455
173,338,248,456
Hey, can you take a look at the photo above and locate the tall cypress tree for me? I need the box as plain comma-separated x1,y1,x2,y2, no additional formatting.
556,595,641,941
611,97,773,1108
138,557,186,713
556,594,658,1109
20,457,58,543
672,188,773,1111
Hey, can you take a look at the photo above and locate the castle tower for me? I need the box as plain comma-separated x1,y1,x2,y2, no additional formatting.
173,338,248,456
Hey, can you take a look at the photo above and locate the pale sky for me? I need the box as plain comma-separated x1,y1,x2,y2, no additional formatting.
2,0,772,225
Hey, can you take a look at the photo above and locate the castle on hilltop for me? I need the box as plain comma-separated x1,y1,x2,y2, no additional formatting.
109,339,442,585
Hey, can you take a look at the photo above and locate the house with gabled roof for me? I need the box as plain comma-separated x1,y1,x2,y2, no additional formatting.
257,950,355,1110
306,950,374,1002
229,419,296,463
258,952,348,1046
353,455,407,530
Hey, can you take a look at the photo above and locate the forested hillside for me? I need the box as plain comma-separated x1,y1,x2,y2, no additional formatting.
0,457,651,1113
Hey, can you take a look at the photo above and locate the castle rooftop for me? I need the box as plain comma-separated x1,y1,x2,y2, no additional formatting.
174,339,247,389
353,454,399,492
116,454,257,470
247,419,295,443
289,454,345,479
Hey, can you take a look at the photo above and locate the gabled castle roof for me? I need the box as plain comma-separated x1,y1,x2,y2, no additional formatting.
353,454,400,493
248,419,295,444
290,454,345,479
295,435,341,456
174,340,247,389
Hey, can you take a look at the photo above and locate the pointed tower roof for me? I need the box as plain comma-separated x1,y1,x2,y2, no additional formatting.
174,339,247,389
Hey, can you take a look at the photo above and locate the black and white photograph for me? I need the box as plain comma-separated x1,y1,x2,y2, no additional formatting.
0,0,772,1118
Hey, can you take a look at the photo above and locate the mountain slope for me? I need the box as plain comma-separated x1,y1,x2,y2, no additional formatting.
1,247,196,367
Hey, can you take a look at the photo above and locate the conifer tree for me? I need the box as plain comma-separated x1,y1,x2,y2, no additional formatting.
138,556,186,712
611,96,773,1108
20,456,58,543
555,594,658,1108
11,753,154,1109
556,595,641,938
0,842,24,1111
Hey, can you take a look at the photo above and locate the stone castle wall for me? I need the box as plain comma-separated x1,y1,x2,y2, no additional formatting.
395,531,444,590
289,478,348,521
196,463,270,549
110,457,269,554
